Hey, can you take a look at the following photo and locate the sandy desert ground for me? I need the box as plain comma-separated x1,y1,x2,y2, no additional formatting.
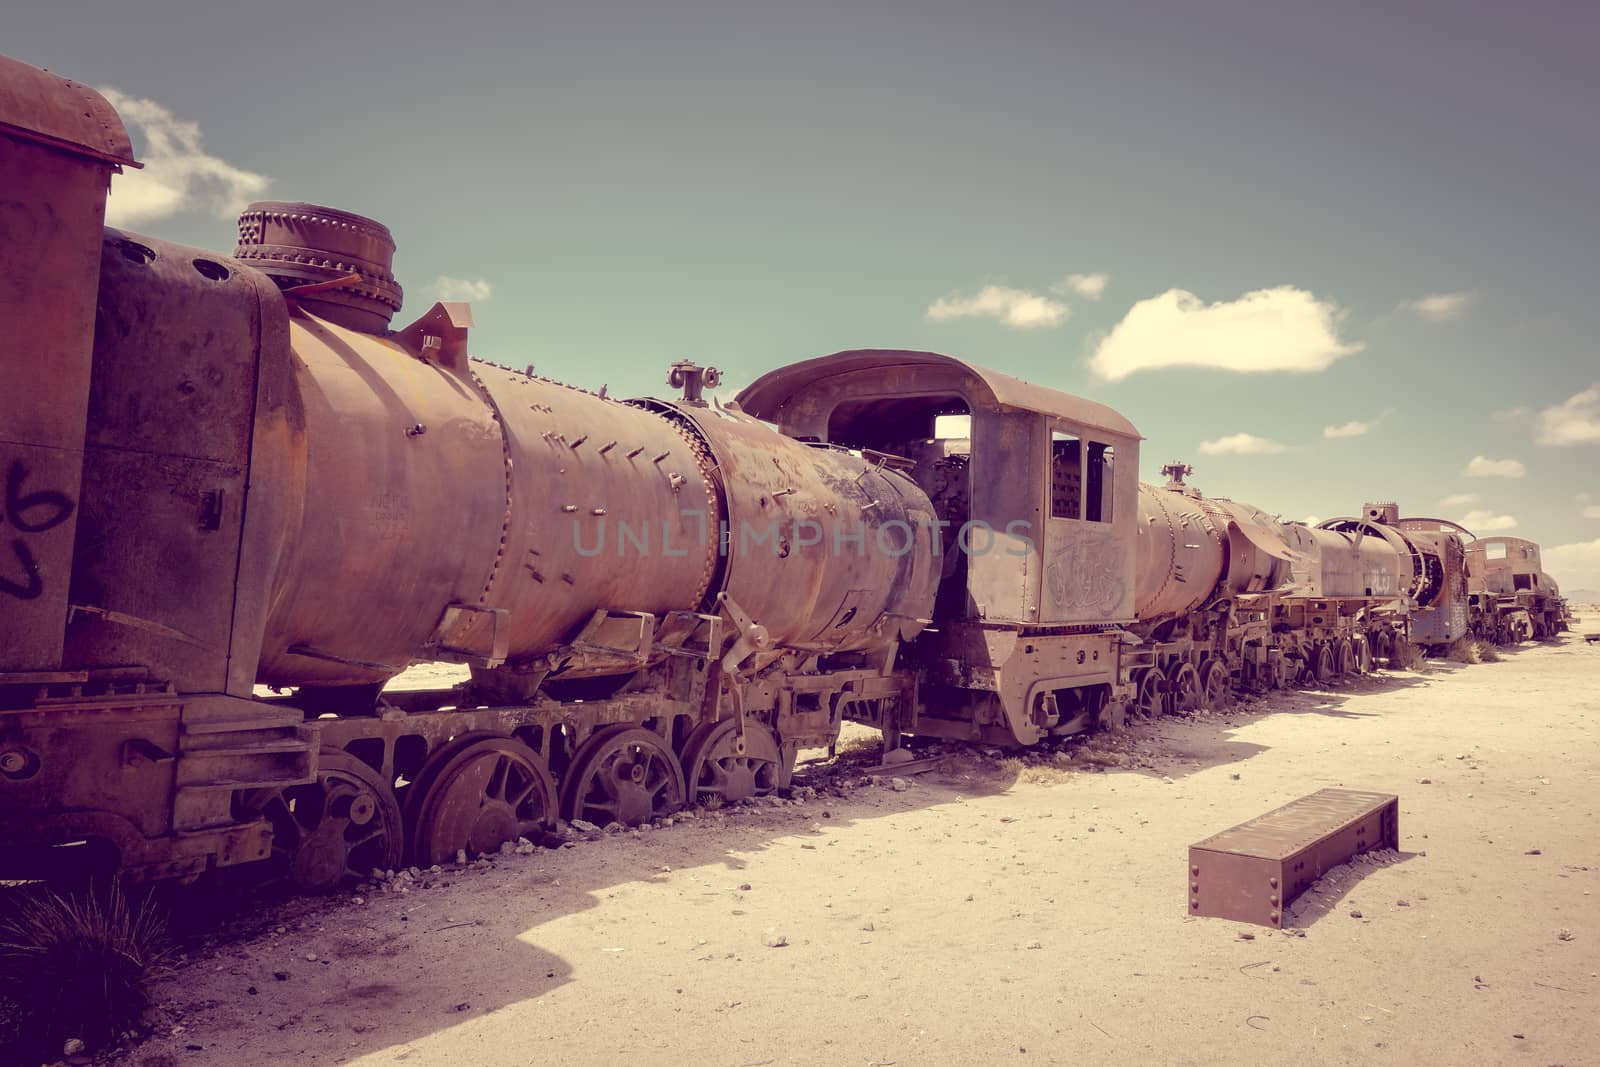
113,630,1599,1067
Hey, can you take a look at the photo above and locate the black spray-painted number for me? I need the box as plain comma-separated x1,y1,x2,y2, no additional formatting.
0,460,75,601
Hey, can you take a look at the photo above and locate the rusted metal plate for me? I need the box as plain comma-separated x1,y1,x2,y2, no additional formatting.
1189,788,1399,928
736,348,1141,439
0,61,132,673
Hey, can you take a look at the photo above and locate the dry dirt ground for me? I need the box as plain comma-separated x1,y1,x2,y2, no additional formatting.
116,632,1598,1067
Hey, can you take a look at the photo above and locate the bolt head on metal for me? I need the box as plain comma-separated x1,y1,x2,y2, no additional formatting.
0,750,25,773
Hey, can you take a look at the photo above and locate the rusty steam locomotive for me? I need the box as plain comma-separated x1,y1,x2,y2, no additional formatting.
0,55,1569,888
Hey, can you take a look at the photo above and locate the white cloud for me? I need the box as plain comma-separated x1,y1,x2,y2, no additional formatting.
1439,492,1481,508
1546,537,1600,590
1459,510,1519,531
1323,420,1370,439
1491,406,1530,422
1534,385,1600,446
1302,515,1321,526
1088,286,1362,381
927,285,1068,329
99,88,268,227
1198,432,1287,456
1579,491,1593,503
1059,273,1108,300
429,276,493,302
1463,455,1526,478
1404,292,1471,322
1583,504,1600,520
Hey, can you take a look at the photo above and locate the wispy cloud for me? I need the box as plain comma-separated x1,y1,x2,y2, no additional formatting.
1463,455,1526,479
1534,384,1600,446
1198,432,1287,456
927,284,1068,329
1404,292,1471,322
1323,420,1370,439
1491,405,1530,422
429,276,493,302
1088,286,1362,381
99,87,268,227
1584,504,1600,520
1460,510,1518,531
1057,273,1108,300
1439,492,1481,508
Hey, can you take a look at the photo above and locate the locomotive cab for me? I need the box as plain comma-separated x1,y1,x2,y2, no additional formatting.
738,350,1141,747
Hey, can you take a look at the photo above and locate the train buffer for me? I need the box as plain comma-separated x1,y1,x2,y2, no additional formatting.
1188,788,1400,928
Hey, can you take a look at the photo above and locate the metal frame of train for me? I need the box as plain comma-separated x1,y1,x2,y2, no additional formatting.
0,55,1572,888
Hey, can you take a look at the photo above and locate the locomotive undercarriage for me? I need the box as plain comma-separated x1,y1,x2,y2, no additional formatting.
1468,593,1565,645
1121,593,1408,722
0,632,909,889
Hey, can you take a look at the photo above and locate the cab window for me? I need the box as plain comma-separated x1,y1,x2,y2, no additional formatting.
1051,431,1114,523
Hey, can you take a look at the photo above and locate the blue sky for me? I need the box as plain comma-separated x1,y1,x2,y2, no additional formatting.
12,2,1600,588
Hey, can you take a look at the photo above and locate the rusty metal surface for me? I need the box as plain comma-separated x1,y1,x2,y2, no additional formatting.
670,399,939,652
234,202,403,333
736,348,1142,439
0,62,133,672
253,307,510,687
1134,483,1227,621
62,230,273,693
467,373,719,676
1189,788,1400,927
0,54,136,165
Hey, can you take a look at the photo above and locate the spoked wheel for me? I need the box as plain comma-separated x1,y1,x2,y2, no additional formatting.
1200,659,1232,710
1133,669,1164,720
249,749,404,893
1334,638,1356,678
408,736,557,866
1352,634,1373,674
1313,643,1337,684
1166,662,1202,715
680,718,782,809
561,727,686,827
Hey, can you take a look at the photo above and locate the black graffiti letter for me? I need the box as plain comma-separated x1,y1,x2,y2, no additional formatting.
0,540,42,600
5,461,74,533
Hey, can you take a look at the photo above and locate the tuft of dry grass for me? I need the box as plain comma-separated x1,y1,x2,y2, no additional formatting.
1388,639,1425,671
0,881,168,1055
1447,638,1483,664
1477,641,1501,662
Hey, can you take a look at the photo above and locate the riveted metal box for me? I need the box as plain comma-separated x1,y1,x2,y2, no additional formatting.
1188,788,1400,928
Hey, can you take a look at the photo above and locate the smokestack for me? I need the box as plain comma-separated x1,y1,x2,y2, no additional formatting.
234,201,403,333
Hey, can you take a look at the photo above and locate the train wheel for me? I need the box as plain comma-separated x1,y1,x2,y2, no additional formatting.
1352,634,1373,674
561,727,686,828
408,737,556,866
681,718,782,809
1200,660,1232,710
1334,638,1356,678
1313,643,1336,684
251,749,404,893
1133,670,1164,720
1166,663,1202,715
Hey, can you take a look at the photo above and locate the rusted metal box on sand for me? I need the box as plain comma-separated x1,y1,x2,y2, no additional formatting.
1188,788,1400,928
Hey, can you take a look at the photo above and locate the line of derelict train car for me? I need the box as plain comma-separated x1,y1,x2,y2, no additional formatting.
0,56,1572,888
